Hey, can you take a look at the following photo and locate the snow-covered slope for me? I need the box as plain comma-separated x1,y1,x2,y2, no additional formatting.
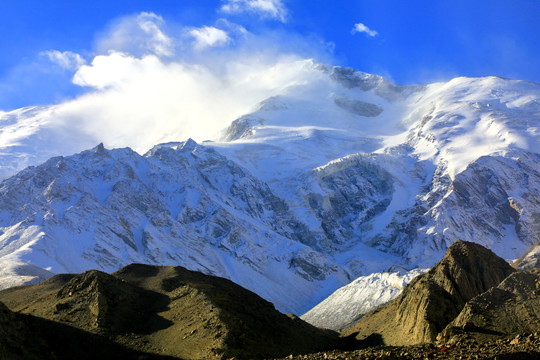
212,66,540,268
1,61,540,317
0,140,349,314
300,268,428,331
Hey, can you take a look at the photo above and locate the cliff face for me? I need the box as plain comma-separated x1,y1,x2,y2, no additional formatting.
343,241,515,345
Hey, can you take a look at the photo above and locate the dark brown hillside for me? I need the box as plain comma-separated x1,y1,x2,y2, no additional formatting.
440,268,540,343
0,264,339,359
0,299,174,360
342,240,515,345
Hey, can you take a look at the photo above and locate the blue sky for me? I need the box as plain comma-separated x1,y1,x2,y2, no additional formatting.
1,0,539,111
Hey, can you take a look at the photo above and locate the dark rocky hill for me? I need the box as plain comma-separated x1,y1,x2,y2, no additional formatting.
342,240,515,345
0,298,173,360
0,264,339,359
440,268,540,343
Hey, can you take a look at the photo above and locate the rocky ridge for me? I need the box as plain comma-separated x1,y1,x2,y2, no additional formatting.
343,241,516,345
0,263,339,360
439,269,540,343
0,139,349,314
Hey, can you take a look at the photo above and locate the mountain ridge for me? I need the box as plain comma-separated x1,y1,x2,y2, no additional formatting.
342,240,516,345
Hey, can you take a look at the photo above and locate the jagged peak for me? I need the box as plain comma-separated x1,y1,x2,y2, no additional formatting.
144,138,200,157
92,142,106,153
181,138,198,150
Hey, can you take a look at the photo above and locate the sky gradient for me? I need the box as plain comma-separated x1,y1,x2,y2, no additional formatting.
1,0,539,111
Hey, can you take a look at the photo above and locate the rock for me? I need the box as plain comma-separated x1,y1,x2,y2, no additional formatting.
440,269,540,343
0,264,341,359
342,241,515,345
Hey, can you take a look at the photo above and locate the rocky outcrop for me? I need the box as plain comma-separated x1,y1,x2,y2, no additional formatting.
333,97,384,117
220,116,265,141
0,264,339,360
440,269,540,343
343,241,515,345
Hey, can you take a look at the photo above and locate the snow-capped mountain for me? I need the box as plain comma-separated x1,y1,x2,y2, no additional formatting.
214,66,540,268
300,267,428,331
513,239,540,270
0,140,350,314
1,60,539,315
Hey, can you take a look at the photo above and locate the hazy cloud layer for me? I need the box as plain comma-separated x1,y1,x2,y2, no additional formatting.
352,23,378,37
221,0,287,22
0,10,334,176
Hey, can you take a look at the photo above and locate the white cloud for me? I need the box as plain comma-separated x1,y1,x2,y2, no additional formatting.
0,11,336,176
96,12,173,57
188,26,231,50
215,18,248,36
221,0,287,22
40,50,86,70
352,23,378,37
52,53,321,152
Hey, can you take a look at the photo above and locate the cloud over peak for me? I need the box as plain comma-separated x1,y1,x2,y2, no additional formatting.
0,9,339,177
220,0,287,22
352,23,378,37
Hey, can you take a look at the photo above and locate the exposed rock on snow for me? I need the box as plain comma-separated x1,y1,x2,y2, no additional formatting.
513,239,540,270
